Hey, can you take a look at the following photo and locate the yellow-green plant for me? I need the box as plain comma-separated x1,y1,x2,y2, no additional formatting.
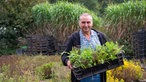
35,62,54,80
68,41,124,68
110,59,144,82
107,70,124,82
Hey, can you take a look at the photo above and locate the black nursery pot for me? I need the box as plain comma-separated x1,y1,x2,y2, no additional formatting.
72,53,124,80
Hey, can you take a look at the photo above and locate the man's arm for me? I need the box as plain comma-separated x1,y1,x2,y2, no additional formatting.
61,35,73,66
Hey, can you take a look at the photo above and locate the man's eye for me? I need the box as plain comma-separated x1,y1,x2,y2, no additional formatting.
87,22,90,24
82,22,86,24
81,22,90,24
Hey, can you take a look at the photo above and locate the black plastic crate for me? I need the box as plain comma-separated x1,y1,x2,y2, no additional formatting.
72,54,124,80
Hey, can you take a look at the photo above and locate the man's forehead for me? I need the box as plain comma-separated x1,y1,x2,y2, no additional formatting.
80,15,92,20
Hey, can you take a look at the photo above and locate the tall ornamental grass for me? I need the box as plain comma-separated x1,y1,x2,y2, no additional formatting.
32,2,51,24
104,0,146,41
31,1,101,43
30,2,52,35
103,0,146,56
50,1,101,42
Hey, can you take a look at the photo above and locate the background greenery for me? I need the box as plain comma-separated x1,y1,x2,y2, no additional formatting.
0,0,47,55
32,1,101,43
0,55,144,82
0,0,146,82
0,0,146,57
104,0,146,56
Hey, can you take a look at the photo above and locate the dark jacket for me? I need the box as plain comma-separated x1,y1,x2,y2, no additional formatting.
61,29,107,82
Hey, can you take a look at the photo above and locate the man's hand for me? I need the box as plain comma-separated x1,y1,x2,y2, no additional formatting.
67,60,73,69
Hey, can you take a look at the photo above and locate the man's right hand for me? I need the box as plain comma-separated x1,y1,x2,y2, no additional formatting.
67,60,73,69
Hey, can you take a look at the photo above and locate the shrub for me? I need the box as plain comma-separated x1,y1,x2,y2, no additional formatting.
107,70,124,82
0,55,70,82
0,65,40,82
35,62,54,80
110,59,144,82
0,0,47,55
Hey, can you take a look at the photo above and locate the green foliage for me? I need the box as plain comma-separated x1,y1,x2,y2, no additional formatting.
103,0,146,56
0,29,19,55
105,0,146,26
0,55,70,82
32,2,52,24
69,48,94,68
75,0,126,16
0,55,145,82
107,70,125,82
118,39,134,56
32,1,101,42
104,0,146,39
68,41,124,68
98,0,125,16
0,0,47,55
48,0,100,13
77,0,99,13
0,65,40,82
110,59,144,82
48,0,125,16
94,42,124,64
50,1,100,27
35,63,54,80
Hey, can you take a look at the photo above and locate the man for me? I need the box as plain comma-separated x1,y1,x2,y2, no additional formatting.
61,13,107,82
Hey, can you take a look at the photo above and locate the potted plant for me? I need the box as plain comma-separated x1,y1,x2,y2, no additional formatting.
68,41,124,80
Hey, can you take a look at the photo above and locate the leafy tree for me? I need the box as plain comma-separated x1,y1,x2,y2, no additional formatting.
0,0,47,55
48,0,100,14
48,0,126,16
97,0,125,16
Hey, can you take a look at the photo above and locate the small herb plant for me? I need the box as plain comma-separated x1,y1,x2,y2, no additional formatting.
68,41,124,69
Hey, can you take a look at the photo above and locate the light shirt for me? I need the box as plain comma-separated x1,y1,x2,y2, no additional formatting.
79,29,101,82
80,29,101,50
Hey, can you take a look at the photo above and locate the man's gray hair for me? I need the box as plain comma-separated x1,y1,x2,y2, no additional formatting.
79,13,93,20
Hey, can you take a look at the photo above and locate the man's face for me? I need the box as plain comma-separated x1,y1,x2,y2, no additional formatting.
79,16,93,33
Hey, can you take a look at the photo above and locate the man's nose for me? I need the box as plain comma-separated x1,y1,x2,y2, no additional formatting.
85,23,88,26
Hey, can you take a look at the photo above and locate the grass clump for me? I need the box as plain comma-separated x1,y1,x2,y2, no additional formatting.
35,62,54,80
